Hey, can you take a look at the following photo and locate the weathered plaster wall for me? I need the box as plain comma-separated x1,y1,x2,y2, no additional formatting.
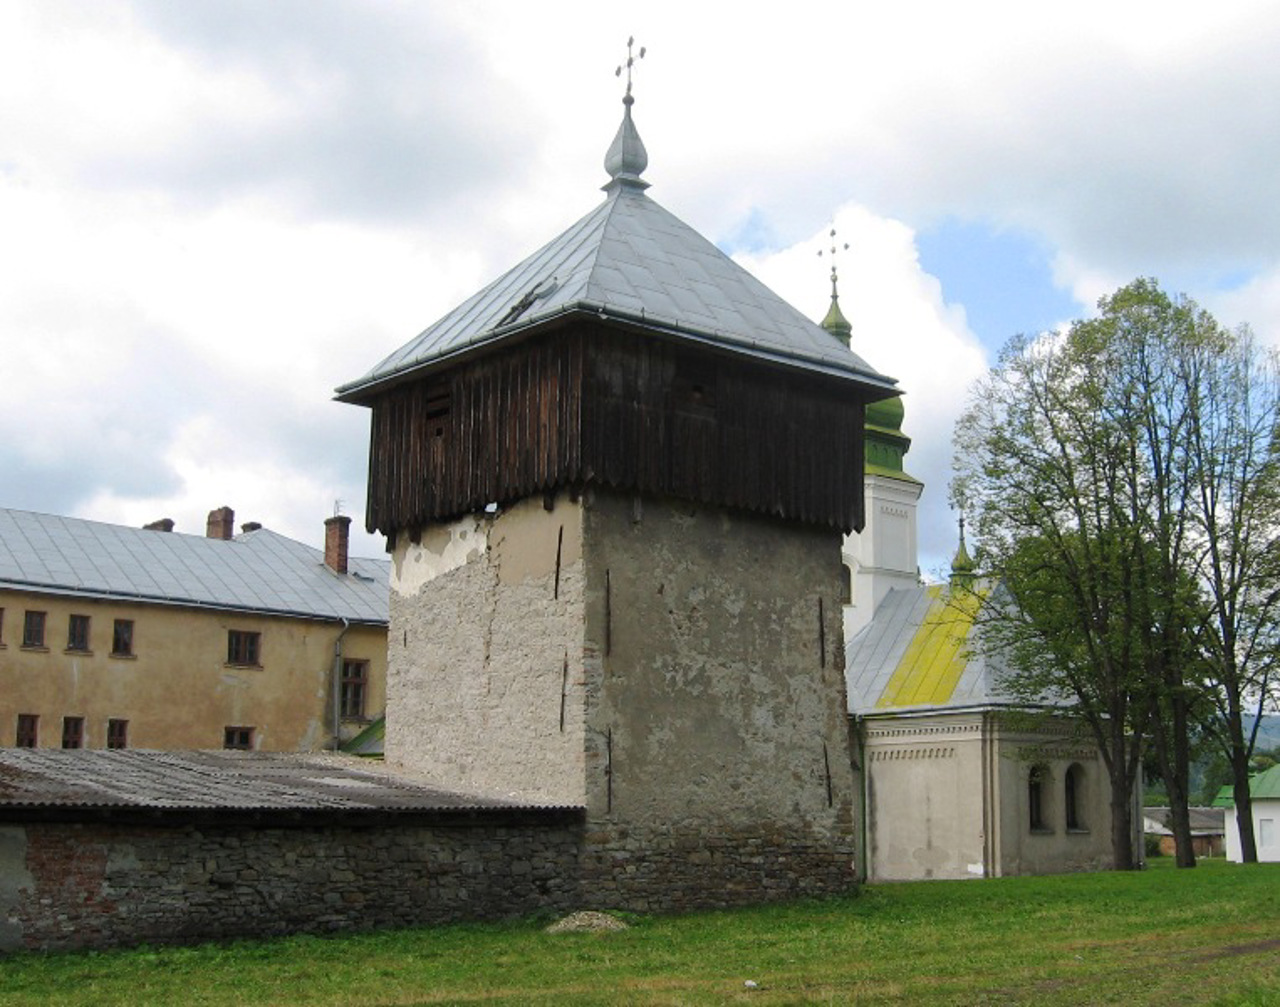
578,491,858,904
0,592,386,752
994,733,1113,875
0,815,582,954
860,711,1116,881
386,495,587,805
861,713,988,881
386,487,857,906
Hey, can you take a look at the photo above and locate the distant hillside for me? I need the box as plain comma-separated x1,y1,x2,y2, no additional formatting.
1253,714,1280,752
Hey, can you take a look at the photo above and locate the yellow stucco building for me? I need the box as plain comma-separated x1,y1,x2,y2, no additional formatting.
0,506,387,752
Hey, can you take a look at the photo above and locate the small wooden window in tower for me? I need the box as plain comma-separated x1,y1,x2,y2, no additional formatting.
425,386,451,440
672,358,718,417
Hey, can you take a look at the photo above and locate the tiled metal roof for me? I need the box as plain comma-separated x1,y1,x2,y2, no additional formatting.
0,508,388,625
337,183,898,402
0,749,577,813
1215,764,1280,807
845,585,1013,714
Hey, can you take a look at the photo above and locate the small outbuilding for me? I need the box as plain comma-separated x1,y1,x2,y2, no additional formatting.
1218,764,1280,863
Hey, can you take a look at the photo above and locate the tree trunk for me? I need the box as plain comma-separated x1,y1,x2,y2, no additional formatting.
1106,717,1139,870
1158,689,1197,868
1230,744,1258,863
1225,698,1259,863
1109,778,1136,870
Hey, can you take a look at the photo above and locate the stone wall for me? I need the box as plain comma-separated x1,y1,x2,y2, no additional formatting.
579,823,855,913
578,492,858,902
0,812,583,954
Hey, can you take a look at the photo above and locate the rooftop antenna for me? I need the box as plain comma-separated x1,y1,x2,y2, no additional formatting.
333,499,344,518
616,36,646,104
817,226,852,346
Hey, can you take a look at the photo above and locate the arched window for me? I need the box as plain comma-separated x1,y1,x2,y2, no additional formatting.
1065,763,1086,831
1029,764,1050,831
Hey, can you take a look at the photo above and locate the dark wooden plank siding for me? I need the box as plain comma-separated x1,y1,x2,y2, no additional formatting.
363,324,870,539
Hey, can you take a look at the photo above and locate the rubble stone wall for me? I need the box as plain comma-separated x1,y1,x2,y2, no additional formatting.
0,815,582,954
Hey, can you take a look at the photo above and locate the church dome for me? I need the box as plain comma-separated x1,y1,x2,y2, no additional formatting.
866,393,905,432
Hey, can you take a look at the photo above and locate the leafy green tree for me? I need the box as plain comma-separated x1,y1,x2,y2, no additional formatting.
952,279,1280,867
953,313,1158,869
1181,324,1280,862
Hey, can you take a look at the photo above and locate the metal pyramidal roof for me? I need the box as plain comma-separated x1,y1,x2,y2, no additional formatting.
337,96,897,402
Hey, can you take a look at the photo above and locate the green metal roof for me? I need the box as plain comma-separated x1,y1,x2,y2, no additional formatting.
1213,763,1280,806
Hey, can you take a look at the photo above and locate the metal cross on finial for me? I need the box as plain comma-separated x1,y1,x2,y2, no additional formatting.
616,36,646,101
817,227,849,294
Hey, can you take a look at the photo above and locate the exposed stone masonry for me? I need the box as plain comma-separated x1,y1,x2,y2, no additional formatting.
3,815,582,953
3,813,856,953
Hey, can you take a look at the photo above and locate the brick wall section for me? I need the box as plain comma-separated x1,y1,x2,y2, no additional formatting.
3,814,856,953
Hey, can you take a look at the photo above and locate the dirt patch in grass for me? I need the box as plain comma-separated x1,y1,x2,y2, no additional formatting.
1196,937,1280,961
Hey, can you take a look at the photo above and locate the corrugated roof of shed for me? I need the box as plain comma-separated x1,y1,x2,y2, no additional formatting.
0,749,576,814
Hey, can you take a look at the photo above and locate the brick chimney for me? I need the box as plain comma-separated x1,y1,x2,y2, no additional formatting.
143,518,175,532
206,506,235,541
325,515,351,574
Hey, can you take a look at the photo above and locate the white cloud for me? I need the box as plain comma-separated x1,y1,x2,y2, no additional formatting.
736,205,988,574
3,0,1280,566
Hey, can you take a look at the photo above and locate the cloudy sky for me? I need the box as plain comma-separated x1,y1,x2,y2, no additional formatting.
3,1,1278,576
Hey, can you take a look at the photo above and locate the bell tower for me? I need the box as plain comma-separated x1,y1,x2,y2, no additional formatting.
339,47,901,910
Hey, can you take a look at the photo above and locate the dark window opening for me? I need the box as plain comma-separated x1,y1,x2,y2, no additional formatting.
1029,764,1050,831
1065,763,1086,831
67,614,91,652
61,716,84,749
107,718,128,750
227,630,261,666
16,714,38,748
22,611,46,648
223,726,254,750
340,659,369,719
111,619,134,657
425,387,451,439
673,359,719,415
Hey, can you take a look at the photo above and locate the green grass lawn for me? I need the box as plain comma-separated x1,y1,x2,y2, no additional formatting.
2,859,1277,1006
